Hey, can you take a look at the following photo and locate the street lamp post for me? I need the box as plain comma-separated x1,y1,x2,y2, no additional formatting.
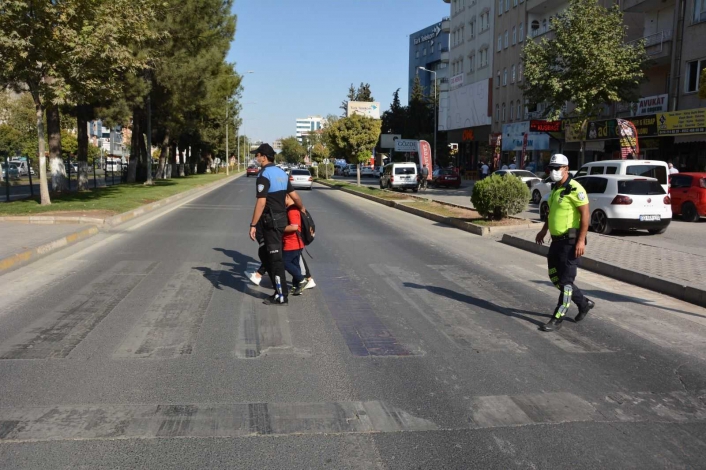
418,67,437,168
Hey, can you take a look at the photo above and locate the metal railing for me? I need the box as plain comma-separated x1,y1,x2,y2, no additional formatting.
629,30,673,55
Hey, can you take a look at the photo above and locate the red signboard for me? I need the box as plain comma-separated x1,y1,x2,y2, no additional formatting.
462,129,475,141
530,120,562,133
419,140,433,180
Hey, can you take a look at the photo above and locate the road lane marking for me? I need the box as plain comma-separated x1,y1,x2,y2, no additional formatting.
114,263,218,358
316,264,411,357
0,401,437,442
371,264,527,354
0,261,156,359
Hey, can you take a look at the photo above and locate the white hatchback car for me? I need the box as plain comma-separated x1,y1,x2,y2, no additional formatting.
360,166,375,177
530,171,577,204
493,169,542,190
539,175,672,235
289,169,313,190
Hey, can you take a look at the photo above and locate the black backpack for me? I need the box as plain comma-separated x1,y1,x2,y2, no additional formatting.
298,209,315,245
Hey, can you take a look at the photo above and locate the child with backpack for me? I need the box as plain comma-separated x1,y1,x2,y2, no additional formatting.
282,194,311,295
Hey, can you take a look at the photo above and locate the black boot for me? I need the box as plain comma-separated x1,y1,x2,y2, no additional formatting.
540,316,564,332
575,299,595,322
263,294,288,306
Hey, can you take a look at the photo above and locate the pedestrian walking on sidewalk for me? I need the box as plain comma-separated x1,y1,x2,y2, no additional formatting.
535,154,595,332
249,143,307,306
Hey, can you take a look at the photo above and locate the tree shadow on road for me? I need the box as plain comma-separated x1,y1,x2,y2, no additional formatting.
402,282,567,328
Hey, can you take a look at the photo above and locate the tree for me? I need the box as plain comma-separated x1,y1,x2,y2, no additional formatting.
522,0,646,164
324,114,381,186
311,142,330,178
699,72,706,100
280,136,306,164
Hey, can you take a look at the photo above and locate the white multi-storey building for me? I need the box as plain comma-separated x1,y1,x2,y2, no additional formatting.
296,116,325,143
442,0,496,171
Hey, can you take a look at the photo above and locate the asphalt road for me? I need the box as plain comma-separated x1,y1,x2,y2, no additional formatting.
0,175,704,468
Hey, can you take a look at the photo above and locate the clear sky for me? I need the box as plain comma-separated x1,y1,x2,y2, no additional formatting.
229,0,450,143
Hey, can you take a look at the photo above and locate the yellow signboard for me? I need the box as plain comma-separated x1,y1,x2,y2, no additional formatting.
564,120,586,143
655,108,706,135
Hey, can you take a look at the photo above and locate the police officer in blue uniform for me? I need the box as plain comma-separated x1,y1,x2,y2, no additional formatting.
249,144,306,305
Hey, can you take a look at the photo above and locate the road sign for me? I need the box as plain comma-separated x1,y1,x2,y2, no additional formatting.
394,139,419,153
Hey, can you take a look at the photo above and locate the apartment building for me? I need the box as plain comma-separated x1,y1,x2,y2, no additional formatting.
442,0,496,170
408,20,450,103
619,0,706,171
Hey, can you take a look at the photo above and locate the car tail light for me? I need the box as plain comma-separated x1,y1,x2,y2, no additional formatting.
289,176,294,181
390,176,394,182
308,176,312,181
611,195,633,205
663,195,671,205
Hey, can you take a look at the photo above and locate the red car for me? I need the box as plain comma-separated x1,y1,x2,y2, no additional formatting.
431,169,462,188
246,165,259,177
669,172,706,222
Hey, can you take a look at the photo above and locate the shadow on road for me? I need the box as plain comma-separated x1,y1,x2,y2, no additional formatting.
402,282,566,327
194,248,264,297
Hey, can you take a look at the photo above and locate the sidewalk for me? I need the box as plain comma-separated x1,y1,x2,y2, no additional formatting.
0,223,94,261
502,228,706,307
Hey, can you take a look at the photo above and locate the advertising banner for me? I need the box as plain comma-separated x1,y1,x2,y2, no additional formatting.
655,108,706,135
502,122,550,151
450,73,464,90
394,139,419,153
564,120,586,143
347,101,381,119
529,120,562,132
636,94,668,115
419,140,433,180
380,134,401,148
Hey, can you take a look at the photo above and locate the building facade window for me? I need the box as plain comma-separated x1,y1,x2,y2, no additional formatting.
512,26,517,45
504,31,509,48
505,0,510,12
423,48,427,55
517,102,522,120
496,104,500,122
502,103,506,121
480,48,488,67
510,101,514,120
461,26,465,42
519,22,524,42
469,53,475,71
498,0,503,15
514,0,518,6
503,68,507,86
481,12,490,31
518,63,523,81
696,0,706,23
415,50,419,58
497,70,501,87
686,59,706,92
498,35,502,51
511,64,516,82
469,19,475,38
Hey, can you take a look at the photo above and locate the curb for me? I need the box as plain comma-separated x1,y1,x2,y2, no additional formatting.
0,172,243,274
0,226,100,273
317,180,534,236
501,233,706,308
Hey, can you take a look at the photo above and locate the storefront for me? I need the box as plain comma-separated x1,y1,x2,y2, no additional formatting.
565,108,706,171
501,121,561,174
448,125,492,173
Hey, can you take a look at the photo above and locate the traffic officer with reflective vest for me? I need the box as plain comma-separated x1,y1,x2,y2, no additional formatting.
535,154,595,331
249,143,306,306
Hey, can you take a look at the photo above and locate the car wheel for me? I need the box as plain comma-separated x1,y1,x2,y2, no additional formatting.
539,202,550,222
591,210,612,235
387,181,393,191
648,227,667,234
681,202,699,222
532,189,541,205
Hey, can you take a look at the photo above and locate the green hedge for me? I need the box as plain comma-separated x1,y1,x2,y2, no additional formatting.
471,173,529,220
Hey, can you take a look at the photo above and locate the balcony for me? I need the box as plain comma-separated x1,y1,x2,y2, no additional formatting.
526,0,568,14
622,0,674,13
441,18,450,33
630,30,673,65
440,48,449,63
439,78,449,92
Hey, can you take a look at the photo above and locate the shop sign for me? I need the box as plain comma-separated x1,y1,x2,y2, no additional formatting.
450,73,464,90
502,122,550,151
529,120,562,132
489,133,502,146
628,115,657,137
656,108,706,135
462,129,474,141
564,120,586,143
636,94,668,115
394,139,419,153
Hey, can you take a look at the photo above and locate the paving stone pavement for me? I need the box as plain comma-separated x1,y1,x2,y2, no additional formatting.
509,228,706,290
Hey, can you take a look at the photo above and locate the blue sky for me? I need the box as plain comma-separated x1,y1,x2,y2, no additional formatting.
229,0,450,143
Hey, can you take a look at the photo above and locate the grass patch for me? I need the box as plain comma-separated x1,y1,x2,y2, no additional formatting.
399,201,528,226
0,173,234,216
318,179,410,200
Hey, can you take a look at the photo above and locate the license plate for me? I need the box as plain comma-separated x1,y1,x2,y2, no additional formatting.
639,215,660,222
447,177,457,180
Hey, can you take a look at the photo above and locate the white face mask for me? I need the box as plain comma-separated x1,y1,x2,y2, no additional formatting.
549,169,564,182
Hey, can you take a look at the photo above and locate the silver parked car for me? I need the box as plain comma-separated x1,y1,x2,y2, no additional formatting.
289,169,313,190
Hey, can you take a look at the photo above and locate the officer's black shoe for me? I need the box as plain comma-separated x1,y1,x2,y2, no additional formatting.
263,294,288,306
575,299,595,322
540,316,564,332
